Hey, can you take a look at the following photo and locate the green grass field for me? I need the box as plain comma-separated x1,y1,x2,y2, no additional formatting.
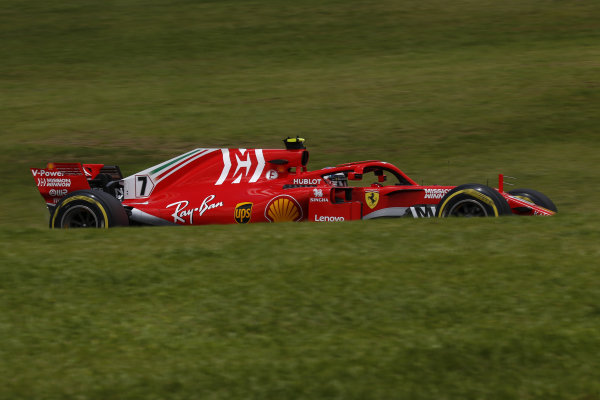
1,1,600,399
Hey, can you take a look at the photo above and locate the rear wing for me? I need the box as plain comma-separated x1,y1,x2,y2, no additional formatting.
31,163,123,212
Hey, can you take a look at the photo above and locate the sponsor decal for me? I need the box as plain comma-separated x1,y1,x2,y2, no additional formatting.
234,202,253,224
232,151,252,183
409,205,436,218
265,169,278,180
424,188,451,199
32,169,64,177
315,215,344,222
265,195,303,222
48,189,68,197
166,195,223,224
310,188,327,202
293,178,321,185
216,149,265,185
365,190,379,209
37,178,72,187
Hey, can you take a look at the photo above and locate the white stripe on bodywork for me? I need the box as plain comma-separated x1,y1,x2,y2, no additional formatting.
129,208,175,225
215,149,231,185
362,207,409,219
232,149,250,184
250,149,265,183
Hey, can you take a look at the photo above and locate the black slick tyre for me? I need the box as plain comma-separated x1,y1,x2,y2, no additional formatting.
50,190,129,229
436,184,512,217
508,188,557,213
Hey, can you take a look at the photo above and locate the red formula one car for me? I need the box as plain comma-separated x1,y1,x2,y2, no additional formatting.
31,138,556,228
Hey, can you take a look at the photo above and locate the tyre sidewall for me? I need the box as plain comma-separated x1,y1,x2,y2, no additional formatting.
92,190,129,226
50,190,128,228
508,188,557,212
436,184,511,217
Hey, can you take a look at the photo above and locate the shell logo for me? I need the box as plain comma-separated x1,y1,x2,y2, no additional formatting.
265,195,303,222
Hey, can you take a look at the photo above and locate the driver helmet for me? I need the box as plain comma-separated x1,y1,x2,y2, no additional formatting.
329,173,348,187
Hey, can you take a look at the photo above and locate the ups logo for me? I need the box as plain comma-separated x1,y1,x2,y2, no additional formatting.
234,202,253,224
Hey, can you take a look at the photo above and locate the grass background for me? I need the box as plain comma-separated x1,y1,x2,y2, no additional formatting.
1,0,599,399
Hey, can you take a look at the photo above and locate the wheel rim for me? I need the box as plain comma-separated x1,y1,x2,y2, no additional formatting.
60,205,102,228
447,199,488,217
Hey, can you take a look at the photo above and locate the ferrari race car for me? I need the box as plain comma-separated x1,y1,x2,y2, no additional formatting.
31,138,556,228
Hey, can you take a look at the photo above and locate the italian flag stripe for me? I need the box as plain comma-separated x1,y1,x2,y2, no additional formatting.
150,149,202,175
154,149,214,182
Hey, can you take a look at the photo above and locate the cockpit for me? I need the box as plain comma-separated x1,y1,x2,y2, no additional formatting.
322,165,414,187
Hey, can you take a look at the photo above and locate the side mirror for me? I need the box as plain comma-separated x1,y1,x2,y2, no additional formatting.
378,174,387,183
348,172,362,180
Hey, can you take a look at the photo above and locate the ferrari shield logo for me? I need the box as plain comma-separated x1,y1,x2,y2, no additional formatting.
365,191,379,209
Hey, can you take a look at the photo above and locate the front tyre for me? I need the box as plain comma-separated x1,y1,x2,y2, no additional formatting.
508,188,557,212
436,184,512,217
50,190,129,229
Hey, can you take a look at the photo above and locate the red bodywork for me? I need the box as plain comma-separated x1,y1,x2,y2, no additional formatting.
31,142,554,226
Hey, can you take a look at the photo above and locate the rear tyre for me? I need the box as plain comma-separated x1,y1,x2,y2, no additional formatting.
50,190,129,229
508,188,557,212
436,184,512,217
